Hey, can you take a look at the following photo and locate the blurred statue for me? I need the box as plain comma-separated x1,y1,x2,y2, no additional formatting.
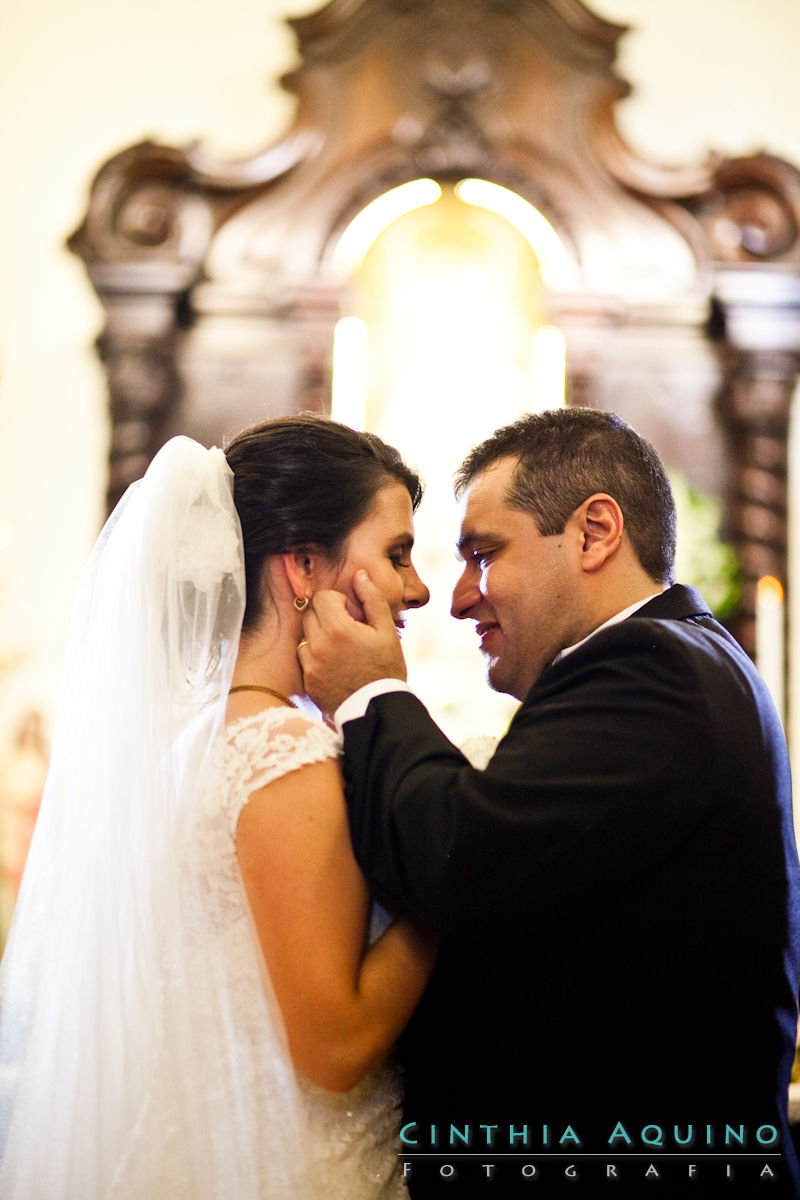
0,711,47,942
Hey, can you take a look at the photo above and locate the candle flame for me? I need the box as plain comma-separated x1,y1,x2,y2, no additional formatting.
757,575,784,608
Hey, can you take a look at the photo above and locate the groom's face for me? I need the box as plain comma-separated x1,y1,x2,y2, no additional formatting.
452,456,584,700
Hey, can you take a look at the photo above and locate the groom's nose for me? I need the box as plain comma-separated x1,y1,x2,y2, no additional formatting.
451,567,480,620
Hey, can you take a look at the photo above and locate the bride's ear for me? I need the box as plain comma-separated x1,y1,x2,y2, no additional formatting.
281,549,320,602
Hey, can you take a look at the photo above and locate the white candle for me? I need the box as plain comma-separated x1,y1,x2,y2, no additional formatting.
331,316,368,431
787,384,800,852
755,574,786,726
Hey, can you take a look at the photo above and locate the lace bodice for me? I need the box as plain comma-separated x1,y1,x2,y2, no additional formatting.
222,706,343,830
221,706,408,1199
105,707,407,1198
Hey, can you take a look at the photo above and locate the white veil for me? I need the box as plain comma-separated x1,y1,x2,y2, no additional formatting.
0,438,311,1198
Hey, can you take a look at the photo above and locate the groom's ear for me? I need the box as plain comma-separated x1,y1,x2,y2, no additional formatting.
574,494,623,573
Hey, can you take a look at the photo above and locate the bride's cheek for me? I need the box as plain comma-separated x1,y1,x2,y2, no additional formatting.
343,594,366,623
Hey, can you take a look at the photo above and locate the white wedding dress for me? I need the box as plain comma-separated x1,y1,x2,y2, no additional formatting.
216,705,408,1199
0,438,409,1198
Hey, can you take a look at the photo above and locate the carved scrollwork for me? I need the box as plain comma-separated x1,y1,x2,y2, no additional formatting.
69,144,210,269
600,137,800,271
654,155,800,268
107,180,211,261
68,0,800,645
421,55,492,102
705,158,800,264
69,137,311,273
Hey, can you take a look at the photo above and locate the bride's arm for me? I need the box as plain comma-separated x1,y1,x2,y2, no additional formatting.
236,756,439,1093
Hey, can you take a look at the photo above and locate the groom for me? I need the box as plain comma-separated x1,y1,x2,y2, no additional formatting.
299,408,800,1197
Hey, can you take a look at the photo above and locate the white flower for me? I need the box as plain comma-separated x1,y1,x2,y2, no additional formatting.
459,735,498,770
177,506,241,592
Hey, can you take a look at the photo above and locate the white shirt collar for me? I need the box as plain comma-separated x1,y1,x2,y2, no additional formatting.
552,593,662,665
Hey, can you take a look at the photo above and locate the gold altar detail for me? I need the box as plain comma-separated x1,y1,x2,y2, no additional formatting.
68,0,800,655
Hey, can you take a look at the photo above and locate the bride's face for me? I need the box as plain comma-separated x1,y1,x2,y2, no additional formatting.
321,482,429,628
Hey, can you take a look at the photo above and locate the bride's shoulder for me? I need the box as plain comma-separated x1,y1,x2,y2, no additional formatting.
226,704,339,743
225,706,341,788
221,707,342,834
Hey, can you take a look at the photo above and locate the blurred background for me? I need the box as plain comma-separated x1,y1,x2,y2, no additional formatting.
1,0,799,933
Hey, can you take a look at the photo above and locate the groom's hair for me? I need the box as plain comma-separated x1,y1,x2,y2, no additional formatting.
454,407,676,585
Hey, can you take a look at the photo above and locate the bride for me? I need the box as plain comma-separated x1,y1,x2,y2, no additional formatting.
0,415,437,1198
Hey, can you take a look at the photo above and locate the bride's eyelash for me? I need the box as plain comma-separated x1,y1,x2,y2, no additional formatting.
390,554,411,568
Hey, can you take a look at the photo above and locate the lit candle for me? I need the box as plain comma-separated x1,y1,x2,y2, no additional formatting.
531,324,566,411
755,574,786,725
331,316,368,431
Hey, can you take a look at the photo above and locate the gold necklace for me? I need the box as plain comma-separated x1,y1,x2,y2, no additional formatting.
229,685,297,708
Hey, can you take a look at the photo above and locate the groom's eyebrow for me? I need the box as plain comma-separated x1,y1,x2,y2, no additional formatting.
456,527,506,560
456,530,488,559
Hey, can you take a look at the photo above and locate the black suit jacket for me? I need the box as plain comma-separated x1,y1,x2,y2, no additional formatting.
343,586,800,1196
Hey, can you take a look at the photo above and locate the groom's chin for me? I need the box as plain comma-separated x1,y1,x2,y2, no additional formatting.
485,658,527,703
485,658,508,695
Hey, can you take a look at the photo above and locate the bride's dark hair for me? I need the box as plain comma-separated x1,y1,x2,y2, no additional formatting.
225,414,423,631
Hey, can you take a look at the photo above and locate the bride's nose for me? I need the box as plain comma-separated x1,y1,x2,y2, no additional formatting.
403,563,430,609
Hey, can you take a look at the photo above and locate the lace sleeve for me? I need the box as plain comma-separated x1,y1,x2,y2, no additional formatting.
223,708,342,838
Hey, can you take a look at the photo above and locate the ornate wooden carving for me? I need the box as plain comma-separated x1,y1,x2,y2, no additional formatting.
69,0,800,653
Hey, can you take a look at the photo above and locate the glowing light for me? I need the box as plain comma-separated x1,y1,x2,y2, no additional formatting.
455,178,573,287
331,179,443,273
757,575,784,608
756,574,785,724
531,324,566,410
330,184,564,741
331,316,368,430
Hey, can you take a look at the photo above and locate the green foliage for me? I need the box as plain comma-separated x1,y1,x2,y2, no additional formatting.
670,469,741,620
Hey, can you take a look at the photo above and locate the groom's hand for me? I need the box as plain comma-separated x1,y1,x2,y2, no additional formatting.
298,570,407,716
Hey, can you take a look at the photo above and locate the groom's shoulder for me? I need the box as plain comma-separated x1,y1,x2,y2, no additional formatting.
517,609,736,718
340,686,438,738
